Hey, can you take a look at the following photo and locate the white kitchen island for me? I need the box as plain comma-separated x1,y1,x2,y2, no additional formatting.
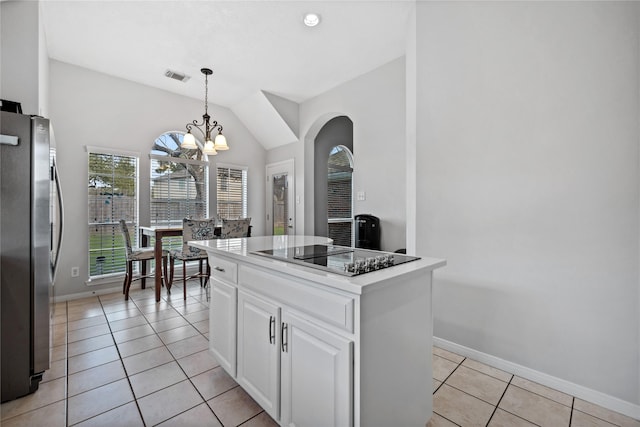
189,235,446,427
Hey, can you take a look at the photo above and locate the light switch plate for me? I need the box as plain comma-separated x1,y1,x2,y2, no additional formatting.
357,191,366,201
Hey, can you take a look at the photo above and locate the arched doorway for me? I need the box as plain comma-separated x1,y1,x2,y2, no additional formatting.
313,116,354,246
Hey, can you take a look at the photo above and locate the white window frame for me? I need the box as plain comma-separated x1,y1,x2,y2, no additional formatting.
216,162,248,219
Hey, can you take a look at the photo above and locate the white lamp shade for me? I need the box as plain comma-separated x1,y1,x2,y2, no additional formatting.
203,139,217,155
182,132,197,149
214,133,228,150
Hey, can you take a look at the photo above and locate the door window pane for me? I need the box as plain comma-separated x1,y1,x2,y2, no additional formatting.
272,173,289,235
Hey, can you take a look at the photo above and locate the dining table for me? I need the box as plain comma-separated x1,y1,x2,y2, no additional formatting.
139,225,183,302
139,224,252,301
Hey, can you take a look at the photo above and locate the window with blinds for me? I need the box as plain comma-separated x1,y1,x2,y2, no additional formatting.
150,132,208,226
217,165,248,219
327,146,353,247
88,150,138,278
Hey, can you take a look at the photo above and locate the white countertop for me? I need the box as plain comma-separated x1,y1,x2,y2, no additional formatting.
189,235,446,294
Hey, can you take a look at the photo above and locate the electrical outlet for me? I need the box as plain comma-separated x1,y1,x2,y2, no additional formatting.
71,267,79,277
357,191,366,201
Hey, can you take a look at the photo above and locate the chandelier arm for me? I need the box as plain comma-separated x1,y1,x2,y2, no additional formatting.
186,120,207,138
209,121,223,133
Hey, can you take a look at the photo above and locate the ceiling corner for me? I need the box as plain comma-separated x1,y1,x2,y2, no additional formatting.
231,91,299,151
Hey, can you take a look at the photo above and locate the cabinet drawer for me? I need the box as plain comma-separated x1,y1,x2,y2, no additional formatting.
239,265,354,333
208,255,238,284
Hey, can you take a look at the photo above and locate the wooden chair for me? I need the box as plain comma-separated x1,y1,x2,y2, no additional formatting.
168,218,217,300
119,219,168,300
220,217,252,238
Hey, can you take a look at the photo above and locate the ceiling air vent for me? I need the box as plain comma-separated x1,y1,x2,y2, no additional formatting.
164,69,190,83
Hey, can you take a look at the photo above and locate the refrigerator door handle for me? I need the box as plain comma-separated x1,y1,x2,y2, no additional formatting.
0,134,19,146
51,158,64,283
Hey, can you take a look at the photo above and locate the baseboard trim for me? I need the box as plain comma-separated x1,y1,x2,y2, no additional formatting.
433,337,640,420
54,285,122,303
54,264,204,303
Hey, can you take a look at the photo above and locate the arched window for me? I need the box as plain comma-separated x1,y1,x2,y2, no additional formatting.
327,145,353,246
150,132,208,225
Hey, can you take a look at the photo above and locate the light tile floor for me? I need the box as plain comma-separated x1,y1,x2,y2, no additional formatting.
1,281,639,427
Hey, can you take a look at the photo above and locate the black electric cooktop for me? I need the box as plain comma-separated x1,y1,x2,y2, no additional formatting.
251,244,420,276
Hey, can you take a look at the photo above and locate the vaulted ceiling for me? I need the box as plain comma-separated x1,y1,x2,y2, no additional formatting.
41,1,413,148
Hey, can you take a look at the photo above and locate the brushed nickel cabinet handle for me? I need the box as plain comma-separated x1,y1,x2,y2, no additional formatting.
281,322,288,353
269,316,275,344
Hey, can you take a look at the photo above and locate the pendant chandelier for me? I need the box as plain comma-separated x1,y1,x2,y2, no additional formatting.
181,67,228,155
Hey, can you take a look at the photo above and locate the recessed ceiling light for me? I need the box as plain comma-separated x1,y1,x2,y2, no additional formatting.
303,13,320,27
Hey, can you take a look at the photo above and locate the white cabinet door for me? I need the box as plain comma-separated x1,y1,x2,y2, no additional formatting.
237,290,281,421
209,278,237,376
281,311,353,427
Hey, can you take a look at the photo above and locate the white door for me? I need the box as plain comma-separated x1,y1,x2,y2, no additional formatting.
266,159,295,236
209,278,237,376
237,290,281,421
280,311,353,427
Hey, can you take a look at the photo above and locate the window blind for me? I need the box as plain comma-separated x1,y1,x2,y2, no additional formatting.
88,151,138,277
327,146,353,246
217,166,248,219
150,156,208,226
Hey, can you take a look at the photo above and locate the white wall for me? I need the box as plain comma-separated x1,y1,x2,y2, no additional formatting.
294,57,407,252
415,1,639,404
49,60,266,297
38,2,49,117
0,1,47,116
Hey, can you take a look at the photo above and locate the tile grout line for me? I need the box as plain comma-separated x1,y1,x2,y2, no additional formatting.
437,352,514,384
431,356,465,425
441,354,579,426
506,382,574,410
569,396,575,426
435,355,466,389
168,282,269,426
436,356,504,403
134,283,225,426
97,293,149,427
132,283,235,425
484,373,514,427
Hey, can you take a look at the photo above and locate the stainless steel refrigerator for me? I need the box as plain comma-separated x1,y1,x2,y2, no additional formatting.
1,111,63,402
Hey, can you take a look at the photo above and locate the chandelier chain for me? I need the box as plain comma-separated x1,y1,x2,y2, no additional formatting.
204,73,209,116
